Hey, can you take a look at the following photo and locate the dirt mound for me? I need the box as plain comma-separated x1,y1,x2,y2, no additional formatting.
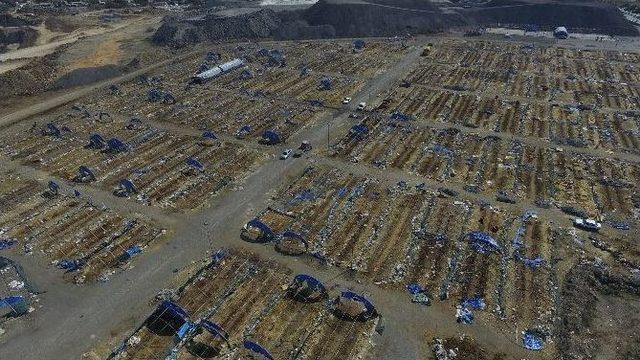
44,17,81,33
462,1,638,36
558,261,640,359
0,47,63,98
302,0,468,37
152,9,282,46
0,27,37,52
51,65,122,90
0,13,39,27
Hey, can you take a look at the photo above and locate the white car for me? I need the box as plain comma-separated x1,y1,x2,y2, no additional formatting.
342,97,352,104
357,102,367,111
280,149,293,160
573,218,601,231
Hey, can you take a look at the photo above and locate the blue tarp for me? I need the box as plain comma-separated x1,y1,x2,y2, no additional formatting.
186,158,205,172
243,340,274,360
177,321,194,339
48,180,59,194
57,259,83,272
0,295,29,315
123,245,142,259
202,131,217,140
407,284,430,305
336,187,349,198
390,112,411,122
523,330,544,350
319,77,332,90
281,231,308,247
293,274,327,294
291,189,317,203
158,300,189,322
119,179,137,194
0,239,17,250
79,165,96,180
212,249,226,263
201,320,229,342
432,144,455,157
468,231,501,253
44,123,61,137
521,256,545,268
106,138,128,153
237,125,251,135
87,134,106,149
461,296,486,310
246,218,274,238
262,130,281,144
350,124,369,140
341,291,376,314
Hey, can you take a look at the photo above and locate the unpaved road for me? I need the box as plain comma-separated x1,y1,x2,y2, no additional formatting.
0,40,539,360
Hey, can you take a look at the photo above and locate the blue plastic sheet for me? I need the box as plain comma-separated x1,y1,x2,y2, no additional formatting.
125,245,142,257
291,189,317,203
0,295,29,315
246,218,275,238
87,134,106,149
0,239,17,250
176,322,194,339
353,39,366,49
461,296,486,310
243,340,274,360
106,138,128,153
281,231,308,247
57,259,83,272
202,131,217,140
523,330,544,350
407,284,430,305
390,112,411,122
522,256,545,268
468,231,501,253
185,158,205,172
201,320,229,342
341,291,376,315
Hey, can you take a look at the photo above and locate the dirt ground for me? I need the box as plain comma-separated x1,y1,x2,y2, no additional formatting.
0,22,639,360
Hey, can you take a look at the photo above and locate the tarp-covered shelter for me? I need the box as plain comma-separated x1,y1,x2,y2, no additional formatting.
87,133,106,149
75,165,96,183
0,295,29,316
261,130,281,145
241,218,275,243
275,231,308,256
288,274,327,303
146,300,189,336
330,291,377,321
105,138,128,153
242,340,274,360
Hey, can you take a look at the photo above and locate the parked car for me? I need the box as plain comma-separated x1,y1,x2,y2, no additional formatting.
342,97,352,104
280,149,293,160
357,102,367,111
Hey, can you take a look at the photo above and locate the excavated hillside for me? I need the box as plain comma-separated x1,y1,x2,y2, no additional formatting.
152,8,282,46
151,0,638,44
463,0,639,36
